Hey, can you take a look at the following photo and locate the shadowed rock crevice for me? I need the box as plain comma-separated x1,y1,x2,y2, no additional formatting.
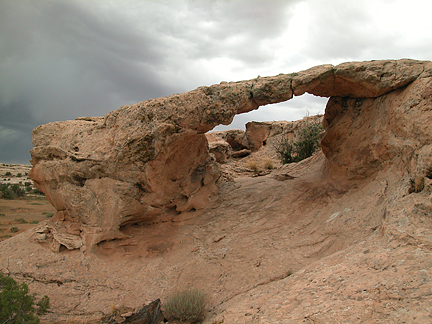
28,59,432,250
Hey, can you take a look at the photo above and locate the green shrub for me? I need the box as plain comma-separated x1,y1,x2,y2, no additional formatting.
36,295,50,315
16,173,22,177
275,117,323,164
10,227,19,233
0,273,50,323
15,218,28,224
164,287,206,323
0,183,26,200
32,189,44,195
1,189,15,200
4,172,11,177
12,184,25,198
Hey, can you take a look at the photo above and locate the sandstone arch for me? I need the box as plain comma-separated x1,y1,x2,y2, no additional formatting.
29,59,432,250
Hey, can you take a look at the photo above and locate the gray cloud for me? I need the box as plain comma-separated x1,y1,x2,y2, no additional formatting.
0,98,35,163
302,0,432,62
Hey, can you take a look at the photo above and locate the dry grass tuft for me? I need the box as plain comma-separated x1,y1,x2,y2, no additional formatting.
263,158,274,170
164,287,206,323
246,160,260,174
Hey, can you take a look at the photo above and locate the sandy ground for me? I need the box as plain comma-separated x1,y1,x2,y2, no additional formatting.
0,196,56,241
0,163,56,241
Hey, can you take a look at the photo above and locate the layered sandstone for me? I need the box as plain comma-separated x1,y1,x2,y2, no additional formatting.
28,59,432,251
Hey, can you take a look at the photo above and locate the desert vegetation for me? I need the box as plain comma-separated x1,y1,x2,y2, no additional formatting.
164,287,207,323
0,165,55,241
0,272,50,323
0,183,43,200
275,116,324,164
245,158,275,176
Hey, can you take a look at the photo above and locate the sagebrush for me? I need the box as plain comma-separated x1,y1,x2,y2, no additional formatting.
0,183,25,200
164,287,206,323
275,117,324,164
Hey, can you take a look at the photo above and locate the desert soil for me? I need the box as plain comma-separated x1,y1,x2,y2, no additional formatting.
0,196,56,242
0,163,56,241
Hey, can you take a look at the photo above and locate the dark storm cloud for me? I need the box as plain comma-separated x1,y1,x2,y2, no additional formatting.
0,0,298,163
0,99,35,163
0,0,182,163
0,0,295,114
1,1,175,112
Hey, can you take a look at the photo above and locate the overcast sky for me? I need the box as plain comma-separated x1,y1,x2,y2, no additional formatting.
1,0,432,164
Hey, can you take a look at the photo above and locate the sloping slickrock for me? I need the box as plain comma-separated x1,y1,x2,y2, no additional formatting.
28,59,432,251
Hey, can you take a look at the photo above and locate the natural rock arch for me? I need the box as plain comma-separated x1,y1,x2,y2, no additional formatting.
29,59,432,250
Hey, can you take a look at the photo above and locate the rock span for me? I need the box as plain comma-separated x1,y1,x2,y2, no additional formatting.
29,59,432,251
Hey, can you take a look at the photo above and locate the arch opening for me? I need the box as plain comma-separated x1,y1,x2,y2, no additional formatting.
212,93,328,132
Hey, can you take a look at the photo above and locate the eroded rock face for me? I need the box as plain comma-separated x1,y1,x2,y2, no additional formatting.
321,73,432,180
29,59,432,250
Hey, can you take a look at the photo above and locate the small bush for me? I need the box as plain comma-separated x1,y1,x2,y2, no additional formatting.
0,273,50,323
15,218,28,224
32,189,44,195
16,173,22,177
36,295,50,315
0,183,26,199
263,158,274,170
4,172,11,177
275,117,323,164
164,287,206,323
10,227,19,233
1,189,15,200
246,160,259,174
